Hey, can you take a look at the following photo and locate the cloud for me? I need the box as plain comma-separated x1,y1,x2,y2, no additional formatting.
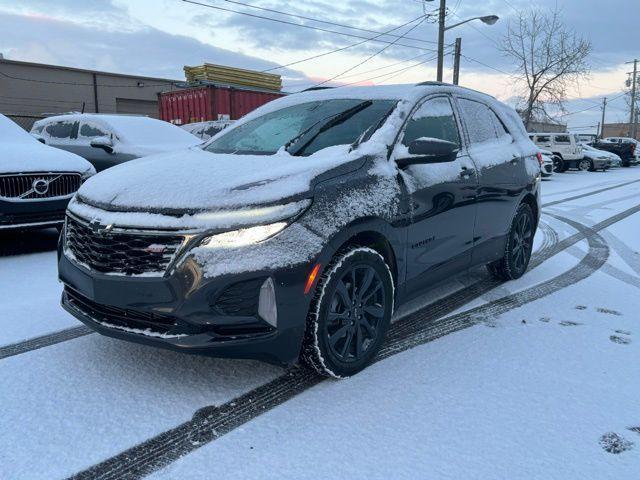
0,12,312,83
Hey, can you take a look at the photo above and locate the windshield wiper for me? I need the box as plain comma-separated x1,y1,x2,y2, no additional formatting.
285,100,373,156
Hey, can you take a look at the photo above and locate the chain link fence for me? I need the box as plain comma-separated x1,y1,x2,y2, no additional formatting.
5,114,46,131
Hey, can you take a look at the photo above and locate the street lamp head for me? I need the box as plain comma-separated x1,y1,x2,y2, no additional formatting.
480,15,499,25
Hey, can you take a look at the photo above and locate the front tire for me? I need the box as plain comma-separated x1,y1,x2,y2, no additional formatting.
553,156,565,173
301,247,394,378
487,203,535,281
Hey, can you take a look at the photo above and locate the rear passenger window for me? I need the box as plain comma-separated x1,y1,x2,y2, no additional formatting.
79,123,109,139
402,97,460,147
554,135,571,144
45,121,77,139
536,135,550,143
458,98,510,145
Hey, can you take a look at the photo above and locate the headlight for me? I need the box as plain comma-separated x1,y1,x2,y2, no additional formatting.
199,222,287,249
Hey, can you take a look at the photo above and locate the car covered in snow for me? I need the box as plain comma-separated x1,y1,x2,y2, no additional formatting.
0,114,94,230
537,149,555,177
58,83,541,377
181,119,234,141
31,114,202,172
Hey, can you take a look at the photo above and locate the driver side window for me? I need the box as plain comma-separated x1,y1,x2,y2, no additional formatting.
402,97,460,148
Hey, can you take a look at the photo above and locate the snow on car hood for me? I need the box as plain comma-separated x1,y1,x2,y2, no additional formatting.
1,114,94,174
77,144,359,213
2,142,94,174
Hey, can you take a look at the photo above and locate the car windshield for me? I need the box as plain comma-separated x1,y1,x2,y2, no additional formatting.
205,99,398,156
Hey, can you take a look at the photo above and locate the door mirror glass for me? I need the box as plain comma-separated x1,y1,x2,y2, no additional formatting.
90,136,114,154
397,138,459,167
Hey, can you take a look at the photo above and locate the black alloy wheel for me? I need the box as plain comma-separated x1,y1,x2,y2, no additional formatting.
302,247,393,378
487,203,535,281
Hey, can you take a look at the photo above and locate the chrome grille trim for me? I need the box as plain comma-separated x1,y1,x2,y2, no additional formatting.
0,173,82,200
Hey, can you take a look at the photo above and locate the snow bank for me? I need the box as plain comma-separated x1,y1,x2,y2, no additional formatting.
0,114,94,174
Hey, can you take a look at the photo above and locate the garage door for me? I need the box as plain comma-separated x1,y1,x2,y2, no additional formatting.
115,98,158,118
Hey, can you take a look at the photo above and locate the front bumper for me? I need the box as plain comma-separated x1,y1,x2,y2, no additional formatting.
592,158,611,170
0,196,70,230
58,250,314,366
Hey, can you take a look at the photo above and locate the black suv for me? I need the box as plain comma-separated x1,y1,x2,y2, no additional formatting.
59,83,541,378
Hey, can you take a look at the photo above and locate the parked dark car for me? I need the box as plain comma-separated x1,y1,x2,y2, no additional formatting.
31,114,201,172
591,140,638,167
58,83,541,377
0,114,94,230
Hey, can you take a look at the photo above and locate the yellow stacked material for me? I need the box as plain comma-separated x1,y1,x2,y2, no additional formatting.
184,63,282,91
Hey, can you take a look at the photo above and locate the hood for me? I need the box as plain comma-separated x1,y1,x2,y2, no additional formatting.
78,144,361,213
2,140,94,175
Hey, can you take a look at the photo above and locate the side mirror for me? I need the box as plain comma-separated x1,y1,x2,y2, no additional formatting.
31,133,46,144
90,136,114,154
396,138,459,168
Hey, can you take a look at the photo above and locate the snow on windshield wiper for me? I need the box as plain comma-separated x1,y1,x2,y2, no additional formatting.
285,100,373,156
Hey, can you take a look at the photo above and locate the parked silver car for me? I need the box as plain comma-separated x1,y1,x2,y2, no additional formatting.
31,114,202,172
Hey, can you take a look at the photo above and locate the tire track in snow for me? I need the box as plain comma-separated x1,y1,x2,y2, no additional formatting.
542,178,640,208
6,177,637,361
0,325,92,360
67,205,640,480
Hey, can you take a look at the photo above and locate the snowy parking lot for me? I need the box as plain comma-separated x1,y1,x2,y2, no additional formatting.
2,168,640,479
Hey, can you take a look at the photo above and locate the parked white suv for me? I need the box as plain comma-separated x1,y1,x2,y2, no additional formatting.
529,133,583,172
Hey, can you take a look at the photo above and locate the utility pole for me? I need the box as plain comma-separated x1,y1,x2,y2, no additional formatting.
600,97,607,139
436,0,446,82
452,37,462,85
627,59,638,139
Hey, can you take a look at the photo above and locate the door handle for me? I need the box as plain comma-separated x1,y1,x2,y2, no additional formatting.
459,167,475,178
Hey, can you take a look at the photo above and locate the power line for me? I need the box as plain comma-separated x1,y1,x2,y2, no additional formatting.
558,92,627,117
262,16,437,73
310,16,429,89
285,51,435,86
181,0,438,52
211,0,439,46
459,54,511,75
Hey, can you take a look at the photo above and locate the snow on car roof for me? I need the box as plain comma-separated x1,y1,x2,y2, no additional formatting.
35,114,201,146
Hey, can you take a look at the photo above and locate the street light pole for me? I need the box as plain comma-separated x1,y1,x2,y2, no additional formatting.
436,0,446,82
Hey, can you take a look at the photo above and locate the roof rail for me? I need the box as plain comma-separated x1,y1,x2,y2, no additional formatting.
415,81,452,86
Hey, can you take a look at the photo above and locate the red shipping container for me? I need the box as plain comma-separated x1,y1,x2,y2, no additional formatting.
158,85,286,125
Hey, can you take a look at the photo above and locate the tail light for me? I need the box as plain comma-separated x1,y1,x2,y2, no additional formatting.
536,152,544,166
631,144,636,155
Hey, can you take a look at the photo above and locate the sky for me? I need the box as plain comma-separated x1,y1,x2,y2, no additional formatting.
0,0,637,132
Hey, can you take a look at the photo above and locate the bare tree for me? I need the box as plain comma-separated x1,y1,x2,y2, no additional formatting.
502,8,591,129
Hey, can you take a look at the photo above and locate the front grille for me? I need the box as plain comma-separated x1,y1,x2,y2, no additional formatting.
0,173,81,200
65,287,177,334
65,216,185,275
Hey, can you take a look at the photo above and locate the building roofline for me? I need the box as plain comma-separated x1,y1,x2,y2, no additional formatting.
0,58,181,83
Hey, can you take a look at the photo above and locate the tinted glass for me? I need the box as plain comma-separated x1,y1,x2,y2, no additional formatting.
536,135,550,143
402,97,460,147
206,99,397,156
554,135,571,144
79,123,109,138
45,121,77,139
458,98,499,144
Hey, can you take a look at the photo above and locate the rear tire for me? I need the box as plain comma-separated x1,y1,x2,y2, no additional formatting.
301,247,394,378
487,203,535,281
578,159,592,171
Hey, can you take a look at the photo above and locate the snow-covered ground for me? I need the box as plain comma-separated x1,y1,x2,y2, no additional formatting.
1,168,640,479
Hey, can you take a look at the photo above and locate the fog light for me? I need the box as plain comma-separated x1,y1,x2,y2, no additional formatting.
258,277,277,328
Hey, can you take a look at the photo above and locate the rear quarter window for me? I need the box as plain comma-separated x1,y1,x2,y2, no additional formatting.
457,98,511,145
